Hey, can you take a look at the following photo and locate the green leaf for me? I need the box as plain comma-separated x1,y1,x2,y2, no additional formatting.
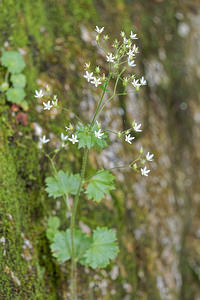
46,216,60,242
84,227,119,269
76,124,107,150
0,82,9,92
78,130,94,149
85,169,115,202
76,125,95,149
11,73,26,88
6,87,25,103
51,229,92,264
45,171,81,199
1,51,25,73
91,122,107,149
20,100,29,111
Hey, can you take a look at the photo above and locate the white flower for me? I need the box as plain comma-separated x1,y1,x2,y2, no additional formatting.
43,101,53,110
141,166,150,176
34,89,44,98
68,134,79,144
132,79,141,89
133,122,142,132
125,134,135,144
52,95,58,106
95,129,104,139
127,49,135,58
130,31,138,39
91,77,102,87
95,26,104,34
146,152,154,162
140,76,147,85
106,53,115,63
84,71,94,82
61,133,68,141
128,59,136,67
40,135,50,144
132,44,139,53
123,37,129,44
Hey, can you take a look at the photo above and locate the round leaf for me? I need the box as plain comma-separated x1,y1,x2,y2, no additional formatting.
11,74,26,88
84,227,119,269
0,82,9,92
6,88,25,104
1,51,25,74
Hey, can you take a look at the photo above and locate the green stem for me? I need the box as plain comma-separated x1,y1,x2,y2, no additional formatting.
90,73,112,128
57,106,83,124
70,147,88,300
69,68,123,298
95,68,125,120
5,70,9,82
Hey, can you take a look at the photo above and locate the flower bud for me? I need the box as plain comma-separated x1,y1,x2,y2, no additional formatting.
114,63,119,70
96,120,101,129
103,35,109,41
123,77,128,87
130,75,135,80
84,62,90,70
95,66,100,74
121,31,125,38
46,84,50,92
139,147,143,154
96,35,99,42
101,73,106,82
54,148,60,154
117,131,121,138
113,39,119,48
133,163,137,170
135,86,140,92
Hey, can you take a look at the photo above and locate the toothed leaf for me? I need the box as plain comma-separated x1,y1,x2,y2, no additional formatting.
84,227,119,269
45,171,80,199
1,51,25,73
85,169,115,202
51,229,92,264
46,216,60,242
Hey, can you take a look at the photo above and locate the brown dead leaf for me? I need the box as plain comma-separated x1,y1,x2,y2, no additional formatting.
11,104,19,112
15,112,28,126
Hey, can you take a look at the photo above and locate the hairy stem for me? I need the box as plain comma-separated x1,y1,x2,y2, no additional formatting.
70,147,88,300
70,70,118,298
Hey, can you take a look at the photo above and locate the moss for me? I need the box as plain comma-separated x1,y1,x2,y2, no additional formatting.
1,0,196,299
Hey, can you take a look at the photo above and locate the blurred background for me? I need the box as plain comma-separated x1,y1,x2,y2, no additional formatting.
0,0,200,299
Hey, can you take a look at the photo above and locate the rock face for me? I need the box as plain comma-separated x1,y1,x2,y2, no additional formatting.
0,1,199,299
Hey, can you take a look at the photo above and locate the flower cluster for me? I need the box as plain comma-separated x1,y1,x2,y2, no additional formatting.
36,26,154,178
83,26,148,95
115,120,153,176
34,86,58,110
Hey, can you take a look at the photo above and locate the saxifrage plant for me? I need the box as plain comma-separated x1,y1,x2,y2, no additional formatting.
36,26,154,299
